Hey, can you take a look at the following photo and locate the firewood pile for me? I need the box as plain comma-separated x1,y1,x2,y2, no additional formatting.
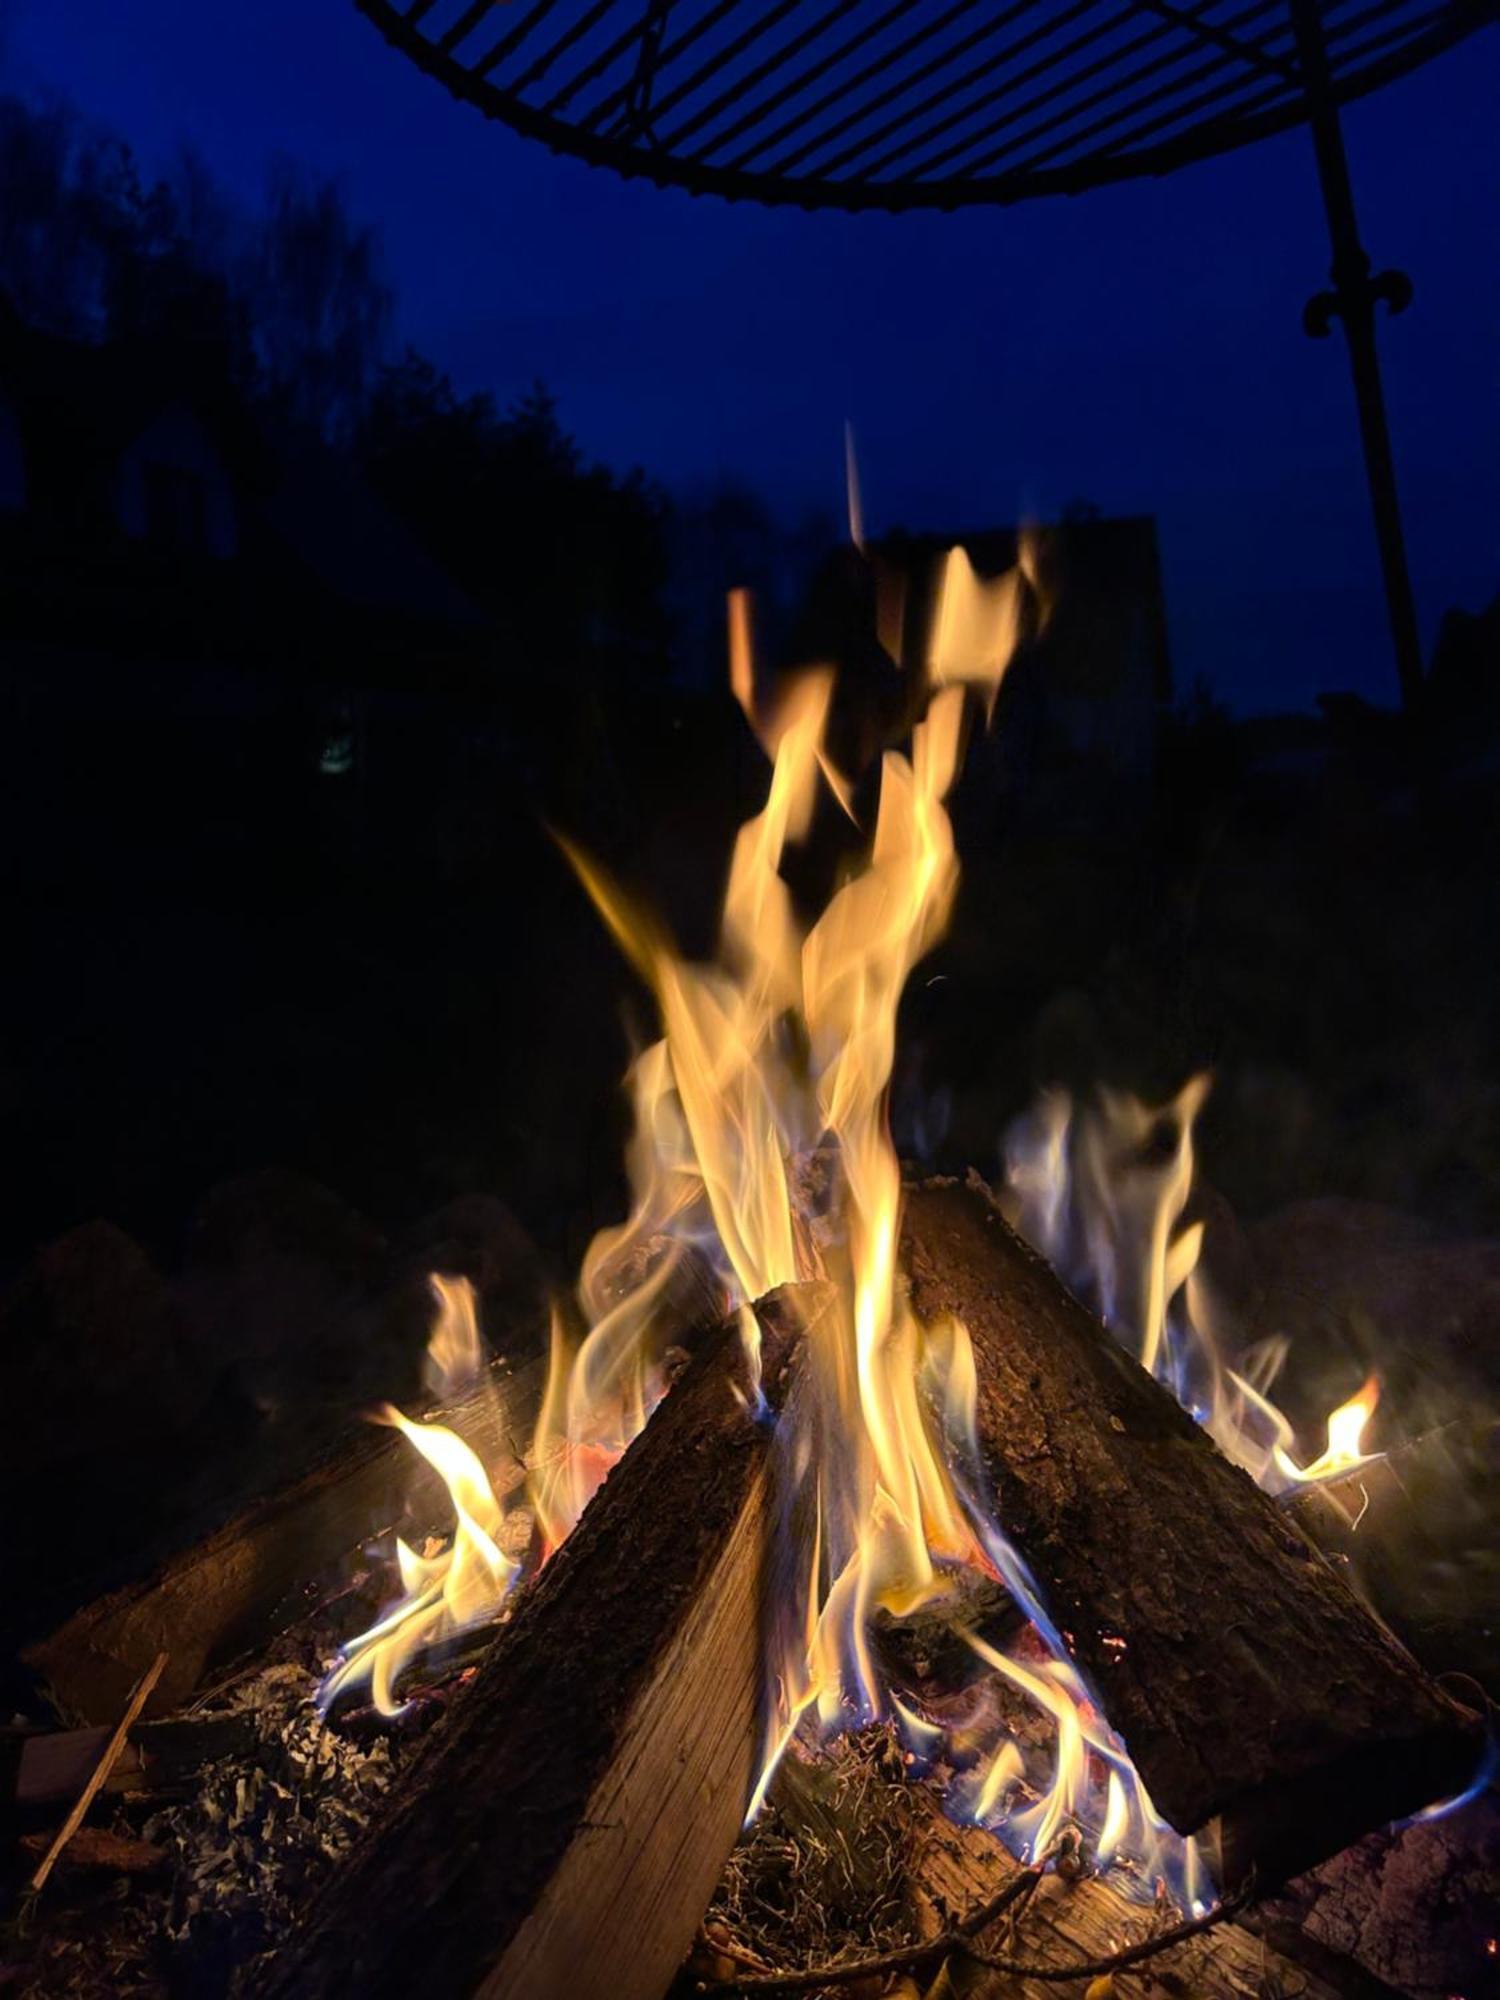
3,1181,1494,2000
6,585,1497,1999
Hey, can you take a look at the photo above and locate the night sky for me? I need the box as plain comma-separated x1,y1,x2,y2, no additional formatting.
6,1,1498,712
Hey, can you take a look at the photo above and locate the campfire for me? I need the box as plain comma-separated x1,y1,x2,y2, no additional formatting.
10,535,1488,1999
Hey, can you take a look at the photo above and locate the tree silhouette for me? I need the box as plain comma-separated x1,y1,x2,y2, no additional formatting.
249,160,392,441
360,352,669,681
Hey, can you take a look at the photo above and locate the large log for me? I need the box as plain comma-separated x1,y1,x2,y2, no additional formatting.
252,1287,817,2000
900,1174,1480,1886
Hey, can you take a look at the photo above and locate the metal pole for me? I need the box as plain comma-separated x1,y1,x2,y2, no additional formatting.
1289,0,1424,713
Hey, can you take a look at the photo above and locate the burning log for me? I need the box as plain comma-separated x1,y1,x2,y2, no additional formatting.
900,1174,1481,1885
252,1288,816,2000
28,1252,726,1725
699,1727,1370,2000
25,1351,549,1722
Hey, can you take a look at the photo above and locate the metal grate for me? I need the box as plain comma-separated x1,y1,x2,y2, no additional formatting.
357,0,1494,208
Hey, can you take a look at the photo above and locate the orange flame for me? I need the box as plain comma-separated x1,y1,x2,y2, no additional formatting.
423,1272,483,1401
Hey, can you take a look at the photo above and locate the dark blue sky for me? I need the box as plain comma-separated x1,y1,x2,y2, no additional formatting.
7,1,1498,711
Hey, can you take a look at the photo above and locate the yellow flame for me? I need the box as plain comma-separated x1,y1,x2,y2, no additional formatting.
1274,1375,1381,1486
544,559,1055,1828
329,527,1211,1903
423,1272,483,1401
321,1401,518,1716
927,544,1025,717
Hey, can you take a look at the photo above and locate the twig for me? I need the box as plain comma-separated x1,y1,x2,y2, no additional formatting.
700,1860,1046,1992
28,1652,168,1894
697,1929,776,1973
959,1879,1255,1982
992,1860,1043,1945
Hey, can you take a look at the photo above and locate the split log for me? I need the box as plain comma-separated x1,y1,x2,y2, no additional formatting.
900,1175,1481,1886
252,1287,819,2000
24,1352,548,1722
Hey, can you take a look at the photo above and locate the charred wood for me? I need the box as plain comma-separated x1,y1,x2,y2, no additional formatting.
9,1711,255,1811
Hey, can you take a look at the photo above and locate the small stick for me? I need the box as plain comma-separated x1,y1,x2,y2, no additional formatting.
958,1879,1255,1982
28,1652,168,1894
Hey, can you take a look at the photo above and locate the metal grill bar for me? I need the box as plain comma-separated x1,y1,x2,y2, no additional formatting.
439,0,510,57
652,0,864,155
1129,0,1296,77
355,0,1497,208
492,0,623,88
683,0,929,164
577,0,756,131
949,0,1296,177
757,0,1049,179
827,1,1165,182
622,0,813,134
472,0,571,80
988,0,1429,176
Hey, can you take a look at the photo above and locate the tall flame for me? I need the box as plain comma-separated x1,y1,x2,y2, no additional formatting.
322,535,1212,1907
538,550,1206,1901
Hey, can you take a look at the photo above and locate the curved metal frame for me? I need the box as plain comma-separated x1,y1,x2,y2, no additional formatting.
356,0,1492,211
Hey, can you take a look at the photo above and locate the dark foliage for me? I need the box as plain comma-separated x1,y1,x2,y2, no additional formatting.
358,353,671,688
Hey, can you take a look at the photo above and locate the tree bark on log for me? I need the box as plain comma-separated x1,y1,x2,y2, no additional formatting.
251,1288,817,2000
900,1175,1480,1886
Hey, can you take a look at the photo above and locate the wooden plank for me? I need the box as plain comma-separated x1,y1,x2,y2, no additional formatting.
900,1175,1481,1886
250,1286,820,2000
